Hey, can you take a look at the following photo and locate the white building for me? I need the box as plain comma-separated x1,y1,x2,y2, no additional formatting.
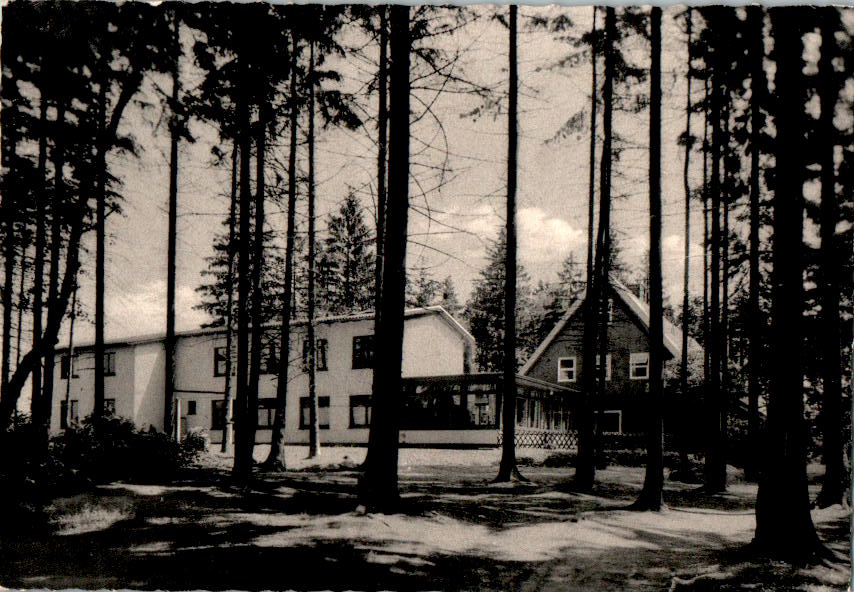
51,306,477,445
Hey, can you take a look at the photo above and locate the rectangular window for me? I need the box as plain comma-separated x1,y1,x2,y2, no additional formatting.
630,352,649,380
261,340,278,375
104,398,116,416
352,335,374,369
60,400,79,429
557,356,576,383
60,355,78,379
607,299,614,324
595,354,612,381
103,352,116,376
302,338,328,372
599,410,622,434
299,396,330,429
349,395,371,428
187,400,197,416
257,398,276,428
211,400,226,430
213,346,235,377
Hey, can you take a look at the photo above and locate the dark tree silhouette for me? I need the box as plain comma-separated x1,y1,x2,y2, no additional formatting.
360,4,411,511
634,5,663,511
745,5,766,483
753,7,822,561
814,7,845,508
264,32,301,470
495,4,523,484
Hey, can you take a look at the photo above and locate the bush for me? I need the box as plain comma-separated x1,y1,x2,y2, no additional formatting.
52,415,200,483
184,427,210,453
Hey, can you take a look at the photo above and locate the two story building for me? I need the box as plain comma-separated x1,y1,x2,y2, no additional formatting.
520,279,701,435
52,306,478,445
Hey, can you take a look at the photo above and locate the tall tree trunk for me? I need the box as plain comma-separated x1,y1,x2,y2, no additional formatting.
678,8,693,478
221,141,239,454
589,6,607,473
264,34,300,469
364,7,388,474
496,4,523,483
247,103,266,466
721,106,731,447
15,244,29,370
39,98,67,447
64,281,77,429
745,5,765,483
360,4,410,511
232,43,254,482
634,5,664,511
702,79,710,406
753,8,821,560
1,125,18,409
30,85,49,423
0,174,90,429
585,5,597,332
577,5,614,491
815,8,844,509
704,20,726,492
306,40,321,459
94,75,108,423
164,15,181,440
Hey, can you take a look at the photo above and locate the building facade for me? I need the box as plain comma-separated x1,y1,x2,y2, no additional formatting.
51,307,477,444
520,279,699,434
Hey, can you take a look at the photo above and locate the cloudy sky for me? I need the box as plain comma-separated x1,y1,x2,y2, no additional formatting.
52,5,711,346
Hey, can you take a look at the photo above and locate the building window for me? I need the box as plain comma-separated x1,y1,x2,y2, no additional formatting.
557,356,576,383
261,340,278,375
257,398,276,428
60,400,79,430
299,396,330,429
302,338,328,372
103,352,116,376
630,352,649,380
352,335,374,369
598,410,622,433
104,398,116,416
607,298,614,324
187,400,197,416
595,354,612,381
60,355,78,379
213,346,235,377
211,400,226,430
349,395,371,428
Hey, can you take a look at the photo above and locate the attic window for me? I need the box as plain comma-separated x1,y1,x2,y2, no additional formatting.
630,352,649,380
557,356,576,383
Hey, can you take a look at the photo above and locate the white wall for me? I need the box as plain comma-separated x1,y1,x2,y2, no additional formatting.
50,311,473,444
133,342,165,431
51,344,136,432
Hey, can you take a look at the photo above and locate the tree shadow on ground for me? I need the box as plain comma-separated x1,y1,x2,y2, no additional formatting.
1,464,848,591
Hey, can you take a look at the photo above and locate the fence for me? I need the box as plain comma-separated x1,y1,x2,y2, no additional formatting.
498,428,579,450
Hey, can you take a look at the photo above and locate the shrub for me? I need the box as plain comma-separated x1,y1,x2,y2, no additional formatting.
184,427,210,453
52,415,200,483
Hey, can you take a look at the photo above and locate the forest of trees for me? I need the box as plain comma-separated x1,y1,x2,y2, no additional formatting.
1,3,851,563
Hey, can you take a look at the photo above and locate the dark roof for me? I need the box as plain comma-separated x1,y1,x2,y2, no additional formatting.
520,277,702,375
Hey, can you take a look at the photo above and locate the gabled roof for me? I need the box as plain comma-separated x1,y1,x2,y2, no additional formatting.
520,277,700,376
58,306,474,352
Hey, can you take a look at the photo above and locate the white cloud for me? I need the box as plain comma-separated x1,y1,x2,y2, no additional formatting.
518,207,585,269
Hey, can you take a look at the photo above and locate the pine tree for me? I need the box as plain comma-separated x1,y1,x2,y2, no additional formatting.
465,230,533,373
319,192,376,314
